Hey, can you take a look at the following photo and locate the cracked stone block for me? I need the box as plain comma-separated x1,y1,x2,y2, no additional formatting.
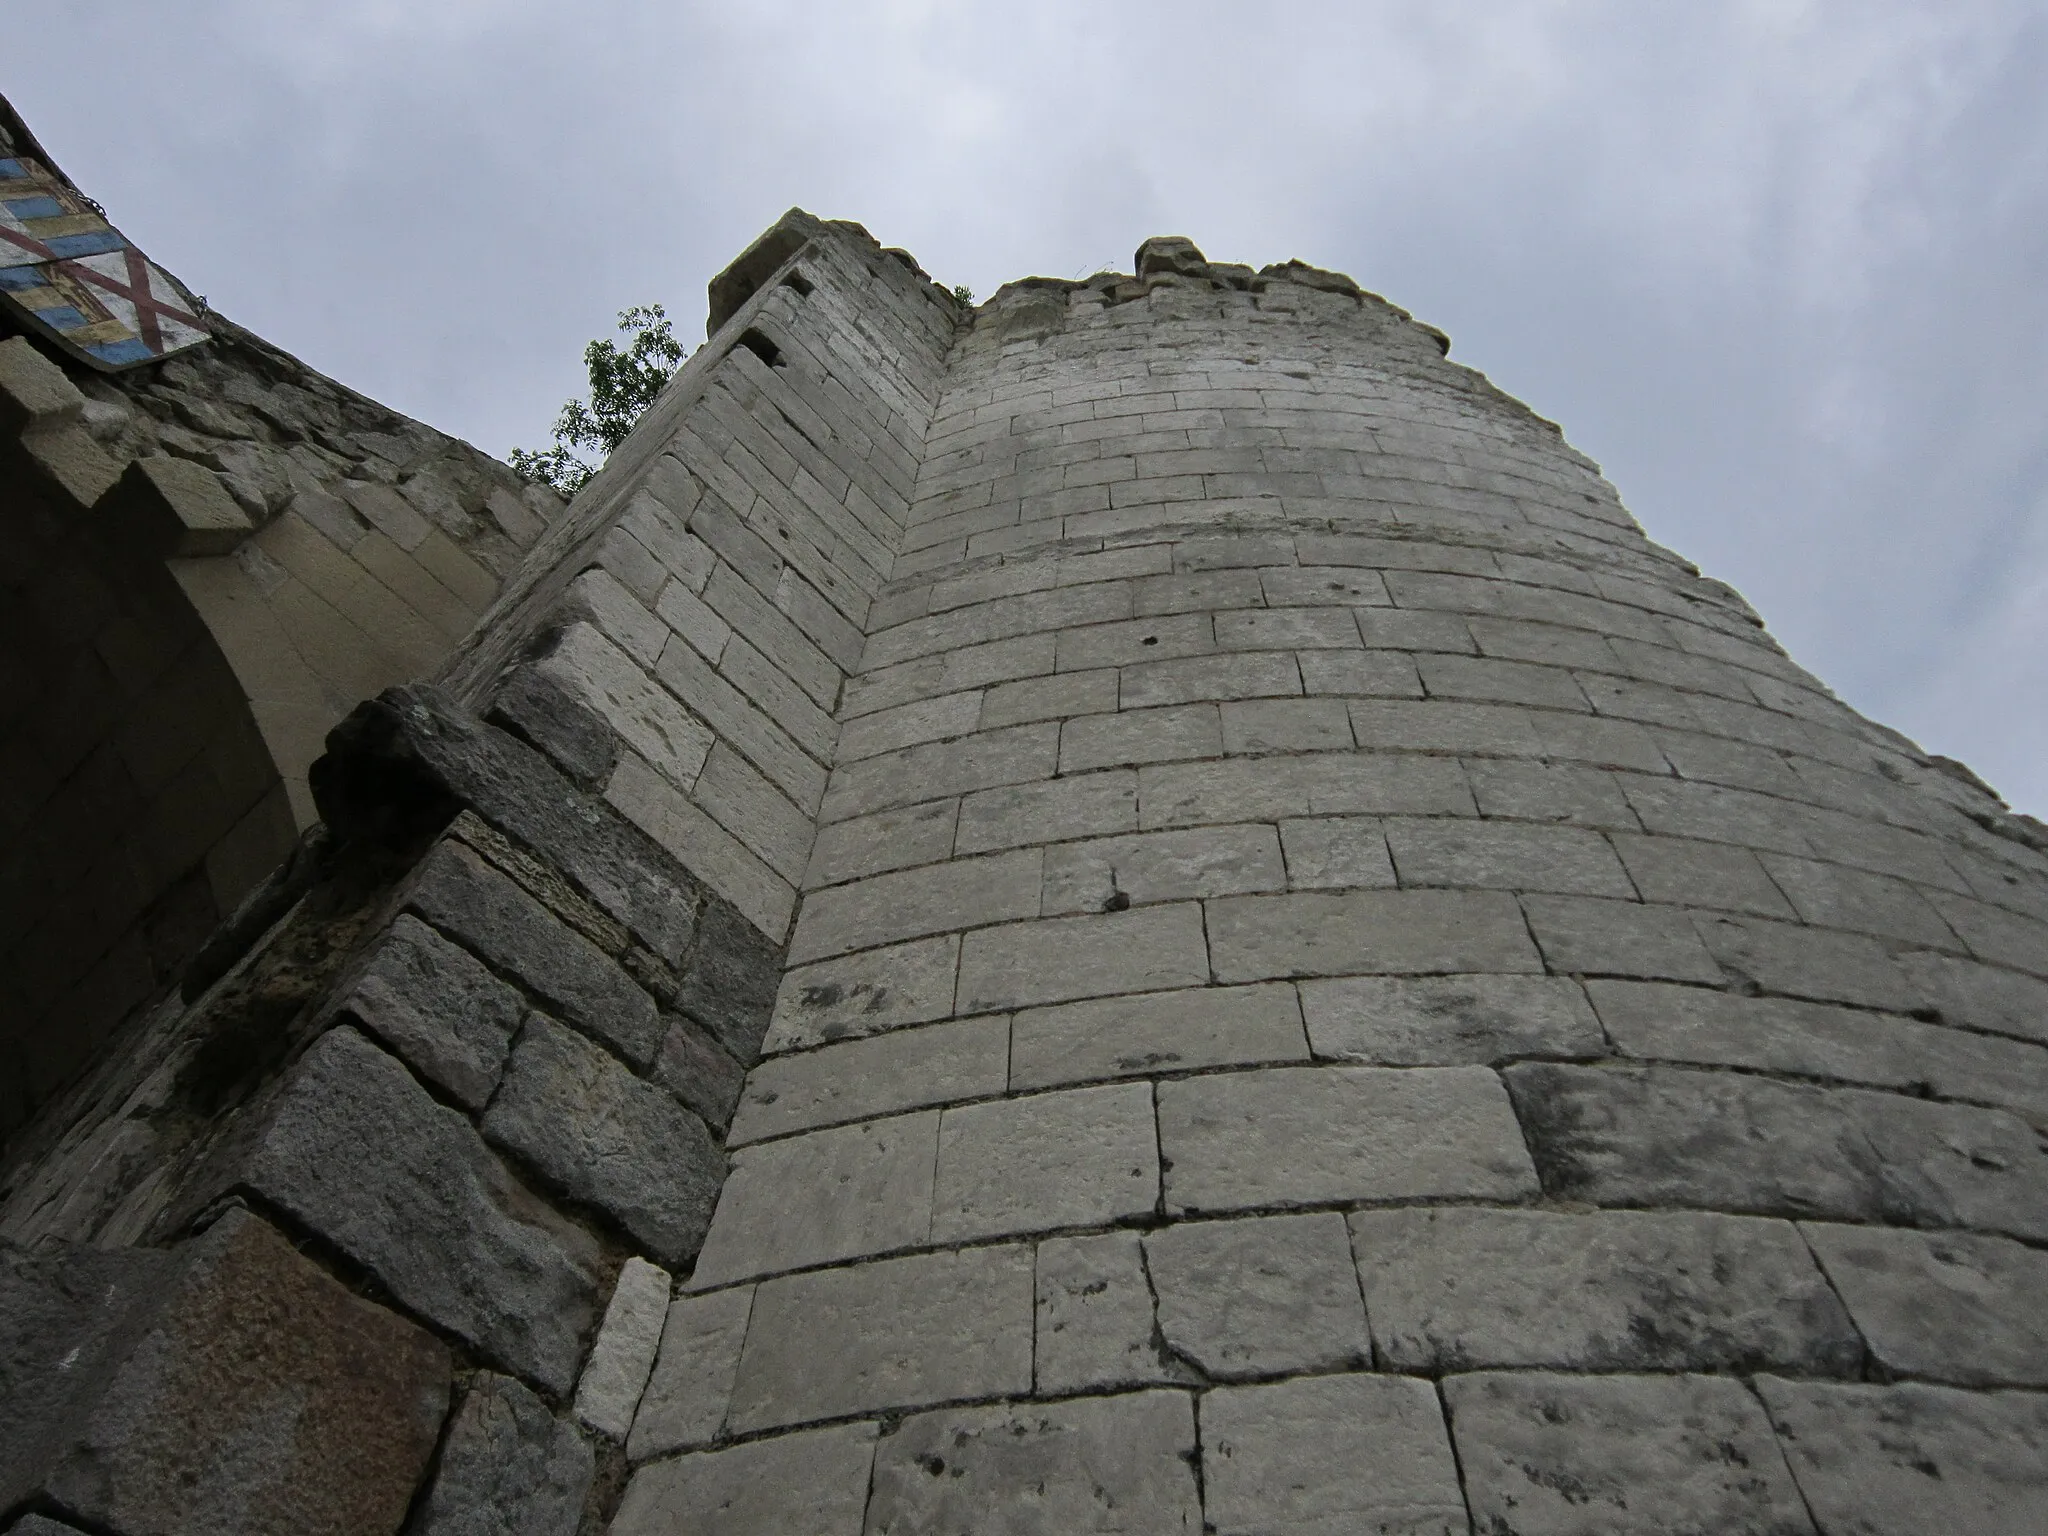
1202,1373,1466,1536
1300,973,1603,1065
574,1256,673,1440
628,1286,754,1461
8,1208,449,1536
482,1015,722,1267
866,1391,1201,1536
1034,1231,1182,1395
327,912,525,1110
1801,1223,2048,1387
1158,1064,1537,1213
611,1421,877,1536
230,1026,601,1394
1445,1371,1813,1536
655,1012,748,1132
1146,1211,1369,1380
1756,1378,2048,1536
725,1245,1033,1432
1350,1206,1860,1375
410,1373,593,1536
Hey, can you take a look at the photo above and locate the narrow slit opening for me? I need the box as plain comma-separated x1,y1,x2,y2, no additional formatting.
736,329,784,367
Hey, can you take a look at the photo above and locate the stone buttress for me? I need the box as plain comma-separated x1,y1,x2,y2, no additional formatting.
3,212,2046,1534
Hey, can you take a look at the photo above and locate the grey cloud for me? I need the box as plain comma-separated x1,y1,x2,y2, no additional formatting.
10,0,2045,809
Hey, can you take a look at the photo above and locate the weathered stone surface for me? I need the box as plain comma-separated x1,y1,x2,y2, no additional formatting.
1505,1062,1893,1224
1350,1206,1860,1374
1202,1373,1467,1536
956,903,1211,1012
1158,1064,1538,1213
574,1256,672,1440
1146,1211,1369,1380
736,1017,1004,1146
487,661,621,790
1,1242,172,1512
1587,978,2048,1124
654,1012,747,1131
675,899,783,1063
232,1026,601,1394
689,1110,937,1288
1207,888,1544,980
411,1372,594,1536
612,1421,877,1536
1300,973,1603,1065
1522,894,1725,982
1446,1371,1813,1536
405,840,663,1069
1839,1088,2048,1242
627,1286,754,1461
1801,1223,2048,1387
1009,982,1308,1089
328,912,524,1109
482,1016,722,1267
317,685,697,960
726,1245,1034,1431
765,934,962,1052
866,1391,1201,1535
1034,1231,1182,1394
1756,1378,2048,1536
7,1517,88,1536
34,1209,449,1536
931,1082,1159,1242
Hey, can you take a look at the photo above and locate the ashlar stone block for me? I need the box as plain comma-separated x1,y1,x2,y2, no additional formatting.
1009,981,1308,1090
1445,1371,1813,1536
688,1109,938,1288
404,839,662,1068
1350,1206,1860,1375
956,901,1210,1012
1206,889,1543,981
327,913,524,1110
931,1082,1159,1243
1034,1231,1181,1394
611,1421,877,1536
726,1245,1033,1431
766,933,962,1052
628,1285,754,1461
1756,1378,2048,1536
231,1026,601,1394
482,1015,722,1268
1801,1222,2048,1388
1300,973,1603,1065
410,1373,593,1536
1202,1373,1467,1536
1145,1211,1369,1379
866,1391,1201,1536
1040,824,1285,914
1158,1064,1538,1214
7,1208,450,1536
732,1015,1008,1143
573,1256,672,1442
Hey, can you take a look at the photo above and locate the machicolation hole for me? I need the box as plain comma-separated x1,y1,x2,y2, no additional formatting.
736,329,784,368
780,270,815,297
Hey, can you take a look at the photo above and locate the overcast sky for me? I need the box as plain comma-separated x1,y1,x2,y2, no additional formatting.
13,2,2047,812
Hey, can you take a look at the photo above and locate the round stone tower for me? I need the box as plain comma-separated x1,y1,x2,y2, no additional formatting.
608,233,2048,1532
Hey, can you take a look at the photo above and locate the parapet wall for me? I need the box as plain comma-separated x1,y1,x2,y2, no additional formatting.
2,210,2045,1536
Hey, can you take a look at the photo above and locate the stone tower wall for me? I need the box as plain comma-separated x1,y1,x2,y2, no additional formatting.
2,211,2045,1535
610,236,2048,1532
